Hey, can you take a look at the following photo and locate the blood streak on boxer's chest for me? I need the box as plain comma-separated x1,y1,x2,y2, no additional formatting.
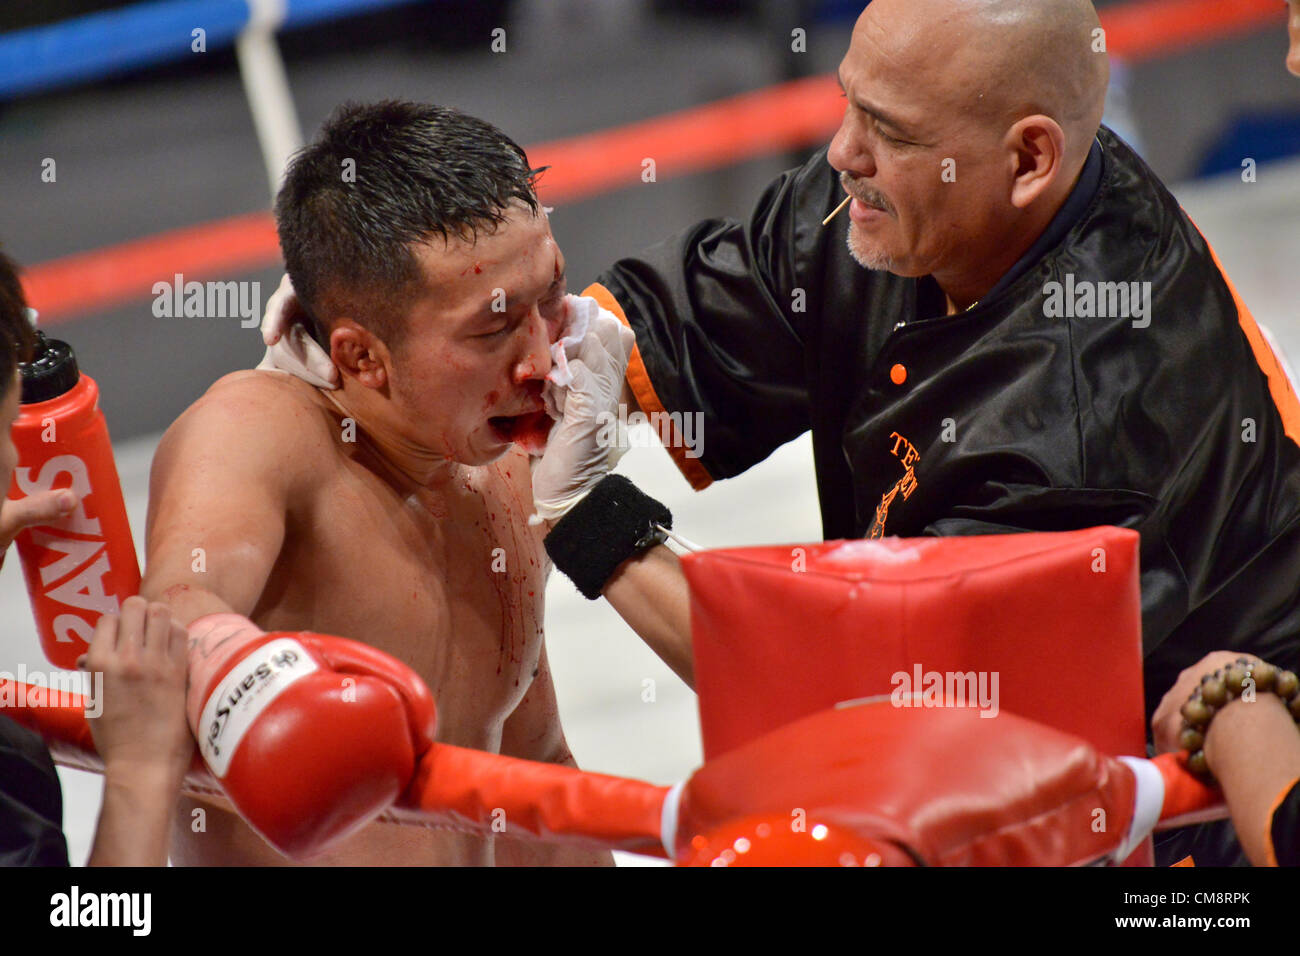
469,475,530,683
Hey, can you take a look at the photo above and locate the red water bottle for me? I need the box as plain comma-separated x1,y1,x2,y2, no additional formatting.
7,331,140,669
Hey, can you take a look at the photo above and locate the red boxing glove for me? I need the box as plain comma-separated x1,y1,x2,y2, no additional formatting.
672,702,1147,866
186,613,437,860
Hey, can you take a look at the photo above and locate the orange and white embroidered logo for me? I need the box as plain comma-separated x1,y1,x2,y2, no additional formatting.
868,431,920,539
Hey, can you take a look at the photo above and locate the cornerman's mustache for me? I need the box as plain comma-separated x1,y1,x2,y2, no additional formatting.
839,172,895,215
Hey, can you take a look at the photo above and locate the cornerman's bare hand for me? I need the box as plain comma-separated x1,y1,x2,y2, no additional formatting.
0,488,77,562
80,595,194,785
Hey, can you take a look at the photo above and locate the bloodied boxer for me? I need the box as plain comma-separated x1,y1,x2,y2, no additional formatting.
143,102,616,865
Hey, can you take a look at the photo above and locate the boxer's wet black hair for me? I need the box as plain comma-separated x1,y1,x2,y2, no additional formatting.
0,246,38,400
276,100,545,351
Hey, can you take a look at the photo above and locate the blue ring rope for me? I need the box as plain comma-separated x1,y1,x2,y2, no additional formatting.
0,0,429,100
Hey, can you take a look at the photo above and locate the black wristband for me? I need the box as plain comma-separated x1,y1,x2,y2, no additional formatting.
544,474,672,600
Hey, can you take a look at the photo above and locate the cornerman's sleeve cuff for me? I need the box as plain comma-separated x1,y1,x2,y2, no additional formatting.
581,282,714,491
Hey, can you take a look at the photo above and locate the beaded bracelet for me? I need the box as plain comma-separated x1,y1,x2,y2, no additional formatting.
1179,657,1300,779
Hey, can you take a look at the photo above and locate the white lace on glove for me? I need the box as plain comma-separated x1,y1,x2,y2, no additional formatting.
254,273,340,389
531,295,637,524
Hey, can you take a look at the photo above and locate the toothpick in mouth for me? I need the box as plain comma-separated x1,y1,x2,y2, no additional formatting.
822,195,852,226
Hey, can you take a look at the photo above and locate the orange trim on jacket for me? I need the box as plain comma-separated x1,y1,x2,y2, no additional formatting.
1263,774,1300,867
1192,223,1300,447
581,282,714,491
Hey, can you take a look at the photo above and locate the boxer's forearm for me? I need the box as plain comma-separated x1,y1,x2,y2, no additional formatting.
139,574,242,627
603,545,694,688
1204,694,1300,866
87,762,184,866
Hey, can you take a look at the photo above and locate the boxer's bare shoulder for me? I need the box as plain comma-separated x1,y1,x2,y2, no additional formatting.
156,369,338,470
145,370,342,613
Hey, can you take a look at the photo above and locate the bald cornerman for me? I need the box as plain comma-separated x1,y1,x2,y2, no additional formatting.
532,0,1300,867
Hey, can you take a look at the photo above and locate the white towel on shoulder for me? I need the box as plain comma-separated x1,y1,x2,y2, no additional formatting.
254,273,340,389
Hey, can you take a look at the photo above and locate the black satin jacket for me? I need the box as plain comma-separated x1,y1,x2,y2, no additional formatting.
1271,779,1300,866
598,127,1300,863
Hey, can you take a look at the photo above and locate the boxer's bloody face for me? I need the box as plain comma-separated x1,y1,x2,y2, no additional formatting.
827,1,1017,281
385,204,567,466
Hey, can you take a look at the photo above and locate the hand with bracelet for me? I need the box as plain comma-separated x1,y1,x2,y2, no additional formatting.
1152,650,1300,865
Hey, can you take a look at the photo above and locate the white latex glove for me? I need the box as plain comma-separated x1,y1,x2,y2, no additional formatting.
531,297,637,524
254,273,340,389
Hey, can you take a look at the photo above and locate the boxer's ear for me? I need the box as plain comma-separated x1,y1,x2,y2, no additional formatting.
1005,115,1065,210
330,321,389,390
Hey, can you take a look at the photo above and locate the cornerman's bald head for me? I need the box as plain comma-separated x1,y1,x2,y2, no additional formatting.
828,0,1110,304
856,0,1108,165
